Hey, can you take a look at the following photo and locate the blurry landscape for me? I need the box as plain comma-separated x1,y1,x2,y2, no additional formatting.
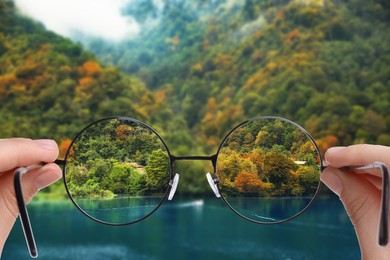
0,0,389,196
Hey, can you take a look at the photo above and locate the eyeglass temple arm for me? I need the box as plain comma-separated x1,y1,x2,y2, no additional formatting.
322,162,389,246
13,160,65,258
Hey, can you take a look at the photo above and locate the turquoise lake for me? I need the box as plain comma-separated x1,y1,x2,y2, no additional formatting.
3,194,359,259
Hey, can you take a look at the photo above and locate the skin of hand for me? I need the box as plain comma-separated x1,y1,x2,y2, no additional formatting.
0,138,62,255
321,144,390,260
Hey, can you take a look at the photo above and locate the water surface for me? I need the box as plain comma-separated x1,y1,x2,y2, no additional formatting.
3,195,359,259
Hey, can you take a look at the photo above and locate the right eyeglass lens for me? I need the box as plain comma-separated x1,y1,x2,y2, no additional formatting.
216,117,322,223
64,117,171,225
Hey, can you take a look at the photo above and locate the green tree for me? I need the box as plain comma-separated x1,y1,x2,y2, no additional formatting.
145,149,170,193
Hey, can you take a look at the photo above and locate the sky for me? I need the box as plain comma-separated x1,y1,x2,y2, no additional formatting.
14,0,144,41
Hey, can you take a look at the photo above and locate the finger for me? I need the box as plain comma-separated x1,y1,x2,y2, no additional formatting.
325,144,390,168
321,167,381,248
0,138,59,172
20,163,62,204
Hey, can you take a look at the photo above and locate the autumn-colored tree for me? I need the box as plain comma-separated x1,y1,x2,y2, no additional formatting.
234,171,265,196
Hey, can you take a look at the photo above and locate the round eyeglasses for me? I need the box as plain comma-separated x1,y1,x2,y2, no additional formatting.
14,116,389,258
61,116,322,225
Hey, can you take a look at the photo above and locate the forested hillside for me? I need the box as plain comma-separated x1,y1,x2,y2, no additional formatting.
1,0,390,195
0,0,190,155
85,0,390,151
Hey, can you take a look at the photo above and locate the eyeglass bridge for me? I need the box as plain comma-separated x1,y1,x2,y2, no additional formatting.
168,154,221,199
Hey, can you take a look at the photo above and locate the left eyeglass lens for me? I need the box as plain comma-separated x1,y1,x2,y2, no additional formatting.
64,118,171,225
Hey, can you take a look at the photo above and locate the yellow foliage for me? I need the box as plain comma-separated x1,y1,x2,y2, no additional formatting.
265,62,278,72
266,50,278,59
207,97,217,112
60,65,72,73
308,7,318,15
10,84,26,94
290,52,313,68
243,70,269,90
0,73,16,86
214,54,232,67
191,63,203,73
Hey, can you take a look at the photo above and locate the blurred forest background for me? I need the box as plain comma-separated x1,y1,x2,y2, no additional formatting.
0,0,389,196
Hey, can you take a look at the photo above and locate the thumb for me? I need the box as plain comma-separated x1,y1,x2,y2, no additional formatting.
1,163,62,219
19,163,63,204
321,167,380,248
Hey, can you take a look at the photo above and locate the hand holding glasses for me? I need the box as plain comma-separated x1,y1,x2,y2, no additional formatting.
13,116,389,258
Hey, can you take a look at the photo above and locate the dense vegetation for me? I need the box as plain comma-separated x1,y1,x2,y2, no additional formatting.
1,0,389,196
65,117,319,199
66,118,170,198
217,118,320,197
0,0,186,150
86,0,390,151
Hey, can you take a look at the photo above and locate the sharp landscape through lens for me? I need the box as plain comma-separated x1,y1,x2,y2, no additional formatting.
64,117,171,225
216,117,322,223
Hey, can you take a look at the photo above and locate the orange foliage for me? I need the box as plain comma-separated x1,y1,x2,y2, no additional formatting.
284,29,301,46
203,39,210,50
115,125,133,141
202,112,214,123
251,50,263,62
316,135,338,154
253,30,262,40
59,139,72,158
165,36,180,50
172,35,180,46
276,10,285,21
78,61,102,77
233,171,265,195
79,76,93,87
156,90,165,104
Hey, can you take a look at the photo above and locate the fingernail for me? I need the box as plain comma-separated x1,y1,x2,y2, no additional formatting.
34,169,62,191
321,170,343,196
34,139,58,150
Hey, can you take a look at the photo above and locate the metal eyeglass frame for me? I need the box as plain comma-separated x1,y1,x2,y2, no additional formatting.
13,116,389,258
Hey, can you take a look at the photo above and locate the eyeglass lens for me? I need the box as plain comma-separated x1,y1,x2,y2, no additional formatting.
216,117,322,223
64,118,171,225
